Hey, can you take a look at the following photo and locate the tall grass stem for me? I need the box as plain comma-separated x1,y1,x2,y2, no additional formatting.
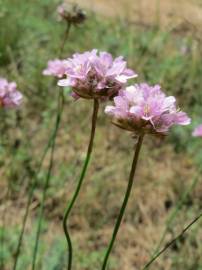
142,210,202,269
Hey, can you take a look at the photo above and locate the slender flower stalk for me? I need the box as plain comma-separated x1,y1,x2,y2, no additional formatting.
58,49,136,269
13,107,62,270
31,17,74,269
13,20,71,270
32,90,64,270
57,2,86,57
101,134,144,270
103,83,190,269
13,138,52,270
63,98,99,270
59,21,72,58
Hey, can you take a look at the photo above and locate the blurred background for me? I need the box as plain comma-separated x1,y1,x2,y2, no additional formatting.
0,0,202,269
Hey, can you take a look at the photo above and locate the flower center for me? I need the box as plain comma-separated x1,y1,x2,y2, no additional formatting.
75,65,82,72
144,104,150,115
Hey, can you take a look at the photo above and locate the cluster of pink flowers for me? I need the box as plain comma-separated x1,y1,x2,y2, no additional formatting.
0,78,23,108
43,49,195,136
57,49,137,100
192,125,202,137
105,83,191,135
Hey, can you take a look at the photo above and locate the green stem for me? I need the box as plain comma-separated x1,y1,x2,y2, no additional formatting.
101,134,144,270
142,211,202,270
13,21,71,270
63,99,99,270
59,21,71,58
13,133,53,270
31,90,64,270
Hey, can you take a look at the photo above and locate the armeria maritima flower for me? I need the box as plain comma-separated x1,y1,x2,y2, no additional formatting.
58,49,137,100
105,83,191,135
43,59,68,78
0,78,23,108
192,124,202,137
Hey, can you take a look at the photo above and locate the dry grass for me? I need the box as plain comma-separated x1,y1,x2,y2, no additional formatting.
73,0,202,29
1,100,200,269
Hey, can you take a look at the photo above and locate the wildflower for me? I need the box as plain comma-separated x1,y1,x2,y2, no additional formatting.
57,2,86,25
58,49,137,100
105,83,191,135
60,49,136,269
192,124,202,137
0,78,23,108
43,59,68,78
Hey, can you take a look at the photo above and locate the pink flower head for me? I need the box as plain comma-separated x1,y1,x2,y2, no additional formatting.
192,125,202,137
58,49,137,100
105,83,191,135
43,59,68,78
0,78,23,108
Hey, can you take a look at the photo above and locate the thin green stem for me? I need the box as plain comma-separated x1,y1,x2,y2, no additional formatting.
101,134,144,270
63,99,99,270
12,135,53,270
142,211,202,270
13,22,71,270
31,90,64,270
59,21,71,58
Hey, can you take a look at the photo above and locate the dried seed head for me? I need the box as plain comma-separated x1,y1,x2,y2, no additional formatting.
57,2,86,25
